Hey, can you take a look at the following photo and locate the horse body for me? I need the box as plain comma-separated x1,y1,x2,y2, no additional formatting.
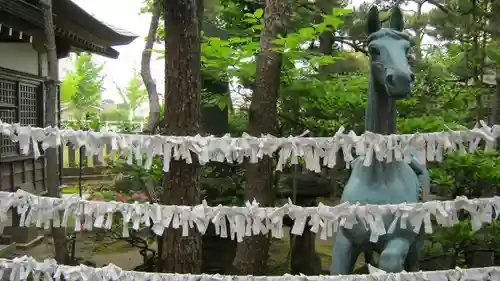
333,159,429,274
330,6,430,275
341,160,421,206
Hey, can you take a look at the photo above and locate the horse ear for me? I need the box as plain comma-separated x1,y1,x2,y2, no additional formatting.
389,6,404,31
367,6,380,34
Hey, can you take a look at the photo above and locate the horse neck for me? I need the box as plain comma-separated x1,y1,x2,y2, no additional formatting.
363,74,399,178
365,75,396,134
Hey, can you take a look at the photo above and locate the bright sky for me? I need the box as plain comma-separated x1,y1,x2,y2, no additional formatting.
59,0,165,106
59,0,434,113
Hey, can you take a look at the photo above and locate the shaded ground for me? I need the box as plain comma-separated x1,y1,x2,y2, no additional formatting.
31,187,358,273
9,226,364,274
9,232,141,268
268,227,365,274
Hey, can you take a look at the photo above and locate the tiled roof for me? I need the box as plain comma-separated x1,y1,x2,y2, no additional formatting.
0,0,137,58
98,21,137,38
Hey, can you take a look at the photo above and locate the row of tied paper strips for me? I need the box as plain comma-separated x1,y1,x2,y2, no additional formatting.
3,189,499,243
1,120,500,172
0,256,499,281
2,121,500,280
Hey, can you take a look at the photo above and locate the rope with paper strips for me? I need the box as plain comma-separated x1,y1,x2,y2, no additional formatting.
1,255,499,281
2,189,499,243
1,120,499,172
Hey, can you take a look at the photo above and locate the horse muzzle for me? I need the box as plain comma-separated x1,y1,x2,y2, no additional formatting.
385,72,414,99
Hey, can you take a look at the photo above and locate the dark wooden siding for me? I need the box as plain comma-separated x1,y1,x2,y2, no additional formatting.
0,159,45,194
0,67,47,194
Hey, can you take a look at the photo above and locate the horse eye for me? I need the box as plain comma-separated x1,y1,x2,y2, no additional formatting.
369,46,380,56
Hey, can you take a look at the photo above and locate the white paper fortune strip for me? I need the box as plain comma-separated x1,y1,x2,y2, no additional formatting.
0,256,499,281
2,190,499,242
1,120,499,172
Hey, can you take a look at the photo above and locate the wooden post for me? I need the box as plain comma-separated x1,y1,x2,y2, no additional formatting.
41,0,69,264
68,145,76,168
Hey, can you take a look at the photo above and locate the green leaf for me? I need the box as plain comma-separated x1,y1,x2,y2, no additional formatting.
318,55,335,65
323,14,343,27
243,17,258,23
251,24,263,30
486,43,500,64
254,8,264,18
272,38,286,46
217,95,229,110
299,27,315,38
332,8,352,16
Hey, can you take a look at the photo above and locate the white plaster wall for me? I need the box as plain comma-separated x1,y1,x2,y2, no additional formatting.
0,43,47,76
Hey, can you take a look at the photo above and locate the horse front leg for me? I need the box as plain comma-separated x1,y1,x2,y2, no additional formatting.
404,236,424,271
379,237,411,273
331,230,360,275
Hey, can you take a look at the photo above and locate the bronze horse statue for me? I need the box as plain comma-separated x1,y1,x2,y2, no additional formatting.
330,6,430,274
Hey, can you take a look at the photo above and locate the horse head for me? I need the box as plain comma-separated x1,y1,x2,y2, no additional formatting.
366,6,414,100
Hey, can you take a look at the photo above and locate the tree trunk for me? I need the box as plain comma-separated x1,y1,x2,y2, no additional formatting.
141,0,162,133
231,0,290,275
490,0,500,125
413,2,423,62
159,0,202,273
41,0,69,264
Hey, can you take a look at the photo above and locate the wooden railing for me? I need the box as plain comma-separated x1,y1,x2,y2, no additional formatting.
60,123,144,184
60,120,145,133
61,144,114,183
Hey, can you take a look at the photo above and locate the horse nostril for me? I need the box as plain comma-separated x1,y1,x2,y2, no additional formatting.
386,72,413,89
386,74,395,87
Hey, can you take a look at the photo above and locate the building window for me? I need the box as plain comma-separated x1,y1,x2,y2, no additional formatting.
0,80,18,156
0,78,41,157
20,84,39,126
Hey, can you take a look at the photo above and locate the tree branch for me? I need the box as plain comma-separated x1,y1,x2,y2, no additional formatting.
335,38,367,55
141,0,162,134
424,0,452,14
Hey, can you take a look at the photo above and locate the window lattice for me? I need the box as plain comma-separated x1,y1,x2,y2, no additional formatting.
19,84,38,126
0,109,17,155
0,80,40,156
0,80,17,155
0,80,16,105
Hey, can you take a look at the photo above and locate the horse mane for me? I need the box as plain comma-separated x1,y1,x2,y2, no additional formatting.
366,29,413,46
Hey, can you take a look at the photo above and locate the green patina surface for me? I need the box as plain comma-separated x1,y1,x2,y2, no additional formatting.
330,6,431,275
